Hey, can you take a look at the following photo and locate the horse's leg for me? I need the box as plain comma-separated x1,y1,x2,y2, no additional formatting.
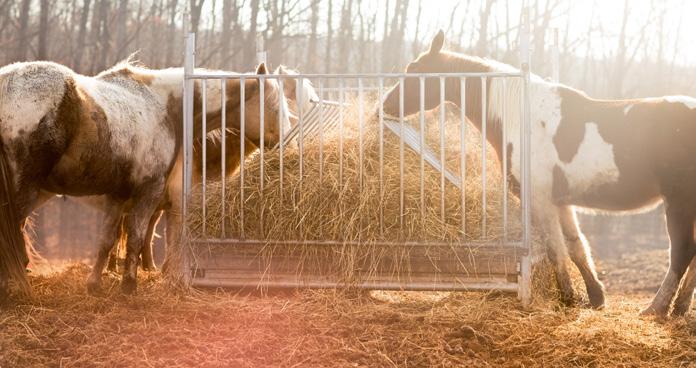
139,210,162,271
161,208,182,277
641,201,696,317
106,217,125,272
121,184,165,294
534,202,577,305
86,202,124,294
558,206,605,309
671,255,696,316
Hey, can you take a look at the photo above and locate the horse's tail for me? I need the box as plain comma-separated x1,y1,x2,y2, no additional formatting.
0,138,30,298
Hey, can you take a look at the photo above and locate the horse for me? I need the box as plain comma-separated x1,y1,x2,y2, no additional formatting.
0,60,290,299
382,30,696,318
103,65,317,275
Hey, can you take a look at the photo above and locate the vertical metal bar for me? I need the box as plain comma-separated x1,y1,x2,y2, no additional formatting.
358,78,364,191
201,79,207,237
239,77,245,239
258,76,265,237
502,78,508,242
318,79,324,182
399,77,405,229
418,76,425,224
481,76,487,239
221,79,227,238
181,25,194,286
439,77,446,236
339,79,344,187
278,78,284,199
297,76,304,197
182,33,195,223
518,6,533,307
378,78,384,237
459,77,466,236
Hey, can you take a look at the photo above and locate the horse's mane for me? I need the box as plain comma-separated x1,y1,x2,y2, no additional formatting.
96,53,148,78
439,51,529,132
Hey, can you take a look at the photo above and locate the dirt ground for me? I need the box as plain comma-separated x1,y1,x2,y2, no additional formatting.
0,244,695,368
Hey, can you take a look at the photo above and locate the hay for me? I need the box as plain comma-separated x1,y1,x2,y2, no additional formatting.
185,98,544,287
0,265,694,367
188,99,520,242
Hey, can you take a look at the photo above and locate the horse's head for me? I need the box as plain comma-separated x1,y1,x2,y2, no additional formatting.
239,63,292,148
383,30,489,118
274,65,318,127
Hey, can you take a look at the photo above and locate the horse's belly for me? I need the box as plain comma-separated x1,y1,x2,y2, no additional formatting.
570,176,661,212
43,161,128,197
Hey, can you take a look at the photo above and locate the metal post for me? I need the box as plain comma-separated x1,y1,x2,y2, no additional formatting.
518,7,533,307
182,32,195,222
181,29,195,285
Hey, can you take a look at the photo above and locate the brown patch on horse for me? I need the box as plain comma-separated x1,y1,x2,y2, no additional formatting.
99,66,154,86
553,120,585,164
555,87,668,210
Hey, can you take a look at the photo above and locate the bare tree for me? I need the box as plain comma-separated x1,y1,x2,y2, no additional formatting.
306,0,320,72
15,0,32,61
324,0,333,74
73,0,92,71
37,0,51,60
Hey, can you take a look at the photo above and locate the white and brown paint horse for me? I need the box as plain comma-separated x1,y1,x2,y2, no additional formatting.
383,31,696,317
0,61,289,299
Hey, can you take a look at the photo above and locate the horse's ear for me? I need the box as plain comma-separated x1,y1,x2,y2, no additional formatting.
276,65,286,75
429,30,445,54
256,63,268,75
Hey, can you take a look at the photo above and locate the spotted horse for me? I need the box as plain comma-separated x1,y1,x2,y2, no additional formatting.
383,30,696,317
0,60,290,300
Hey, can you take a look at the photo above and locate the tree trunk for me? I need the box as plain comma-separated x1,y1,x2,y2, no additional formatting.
610,0,630,98
324,0,333,74
15,0,32,61
244,0,261,68
115,0,130,60
476,0,495,56
38,0,51,60
306,0,320,72
165,0,180,66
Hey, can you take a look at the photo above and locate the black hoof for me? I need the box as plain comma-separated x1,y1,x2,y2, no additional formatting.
588,290,606,310
86,280,103,295
671,302,691,317
121,277,137,295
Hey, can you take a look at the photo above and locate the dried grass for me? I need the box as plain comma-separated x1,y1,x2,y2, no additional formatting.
0,264,693,367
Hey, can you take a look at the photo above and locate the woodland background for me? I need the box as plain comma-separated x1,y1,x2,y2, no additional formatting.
3,0,683,262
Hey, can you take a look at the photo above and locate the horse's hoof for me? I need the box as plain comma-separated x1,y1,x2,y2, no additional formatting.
639,305,668,318
121,277,137,295
141,263,157,272
671,302,692,317
588,292,606,310
86,280,103,295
